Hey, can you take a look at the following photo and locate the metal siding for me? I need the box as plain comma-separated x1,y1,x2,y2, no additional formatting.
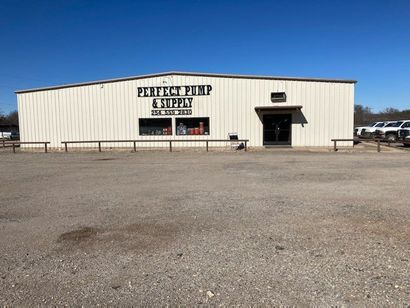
17,74,354,148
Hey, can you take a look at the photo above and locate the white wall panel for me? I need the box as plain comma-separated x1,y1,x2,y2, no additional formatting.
17,74,354,148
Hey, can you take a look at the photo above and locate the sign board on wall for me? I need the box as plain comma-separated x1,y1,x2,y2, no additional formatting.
137,85,213,116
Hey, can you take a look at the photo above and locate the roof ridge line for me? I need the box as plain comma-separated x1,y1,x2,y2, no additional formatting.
15,71,357,94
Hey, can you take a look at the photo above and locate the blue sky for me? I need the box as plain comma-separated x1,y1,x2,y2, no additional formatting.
0,0,409,113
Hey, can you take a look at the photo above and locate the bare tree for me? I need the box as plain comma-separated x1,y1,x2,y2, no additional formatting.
354,104,372,125
354,105,410,125
6,111,19,126
381,107,400,114
0,110,19,126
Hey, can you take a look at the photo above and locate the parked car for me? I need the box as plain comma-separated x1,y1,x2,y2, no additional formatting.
374,120,410,142
360,121,396,139
398,128,410,147
354,122,384,137
0,131,12,140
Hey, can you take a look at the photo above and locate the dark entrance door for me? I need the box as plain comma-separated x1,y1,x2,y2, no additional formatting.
263,114,291,145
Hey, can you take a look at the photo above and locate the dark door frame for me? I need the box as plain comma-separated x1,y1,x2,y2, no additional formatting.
262,113,292,146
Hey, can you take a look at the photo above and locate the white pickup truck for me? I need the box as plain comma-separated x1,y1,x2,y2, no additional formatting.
374,120,410,142
359,121,397,138
0,131,12,140
398,128,410,147
354,122,385,137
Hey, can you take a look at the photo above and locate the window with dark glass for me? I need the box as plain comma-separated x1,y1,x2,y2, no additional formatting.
139,118,172,135
271,92,287,102
175,117,209,135
401,121,410,128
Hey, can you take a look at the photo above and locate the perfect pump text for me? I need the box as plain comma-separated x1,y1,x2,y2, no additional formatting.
137,85,213,116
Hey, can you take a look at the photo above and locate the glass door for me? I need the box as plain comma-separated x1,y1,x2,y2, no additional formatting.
263,114,291,145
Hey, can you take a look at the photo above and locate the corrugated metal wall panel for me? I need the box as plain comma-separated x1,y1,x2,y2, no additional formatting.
17,74,354,148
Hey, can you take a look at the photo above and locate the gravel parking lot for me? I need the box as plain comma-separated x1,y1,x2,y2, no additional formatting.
0,151,409,305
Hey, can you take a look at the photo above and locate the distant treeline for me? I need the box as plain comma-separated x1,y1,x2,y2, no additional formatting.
355,105,410,126
0,110,19,126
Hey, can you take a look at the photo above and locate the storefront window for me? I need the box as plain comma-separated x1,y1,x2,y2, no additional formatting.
176,117,209,135
139,118,172,135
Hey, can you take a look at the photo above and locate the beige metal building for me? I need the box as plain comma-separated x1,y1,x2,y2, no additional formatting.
15,71,356,149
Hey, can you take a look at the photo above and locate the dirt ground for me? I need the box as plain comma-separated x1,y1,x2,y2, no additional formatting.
0,150,409,305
